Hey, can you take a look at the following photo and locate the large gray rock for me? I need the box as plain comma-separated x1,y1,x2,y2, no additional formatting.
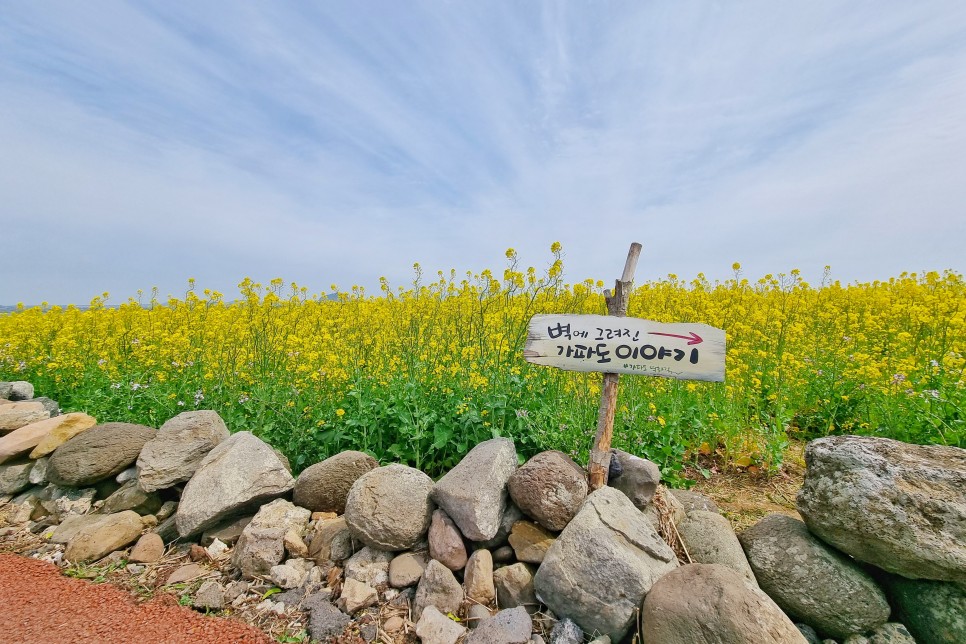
175,431,294,537
432,438,517,541
47,423,155,487
0,458,34,494
534,486,678,641
293,450,378,514
607,449,661,510
466,606,532,644
231,499,310,579
879,574,966,644
344,464,434,551
136,410,229,492
678,510,757,586
507,450,587,532
414,559,464,621
797,435,966,584
739,513,890,639
64,510,144,562
641,564,807,644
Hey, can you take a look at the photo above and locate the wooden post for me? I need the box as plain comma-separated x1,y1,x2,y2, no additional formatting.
588,242,642,490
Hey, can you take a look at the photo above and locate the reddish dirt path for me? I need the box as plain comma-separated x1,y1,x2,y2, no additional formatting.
0,553,270,644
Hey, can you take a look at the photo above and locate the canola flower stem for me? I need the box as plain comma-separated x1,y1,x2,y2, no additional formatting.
588,242,642,491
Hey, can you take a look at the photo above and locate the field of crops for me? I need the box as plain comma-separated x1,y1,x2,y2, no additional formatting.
1,246,963,483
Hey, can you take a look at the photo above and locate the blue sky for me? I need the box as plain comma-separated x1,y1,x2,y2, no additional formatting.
2,2,965,304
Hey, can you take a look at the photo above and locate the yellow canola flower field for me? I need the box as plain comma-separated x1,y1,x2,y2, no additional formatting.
1,247,963,479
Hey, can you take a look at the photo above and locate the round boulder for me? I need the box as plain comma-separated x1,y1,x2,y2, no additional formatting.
738,513,890,639
345,464,435,551
47,422,156,487
641,563,807,644
507,450,587,532
797,435,966,584
294,450,378,513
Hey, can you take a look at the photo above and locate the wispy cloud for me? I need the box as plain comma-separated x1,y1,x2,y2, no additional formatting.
1,2,965,302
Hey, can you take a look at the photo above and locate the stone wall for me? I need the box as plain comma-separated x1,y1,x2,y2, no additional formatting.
1,380,963,644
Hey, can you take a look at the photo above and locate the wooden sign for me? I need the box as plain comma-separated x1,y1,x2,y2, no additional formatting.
524,314,726,382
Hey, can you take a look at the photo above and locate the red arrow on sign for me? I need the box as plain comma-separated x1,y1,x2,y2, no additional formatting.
648,331,704,345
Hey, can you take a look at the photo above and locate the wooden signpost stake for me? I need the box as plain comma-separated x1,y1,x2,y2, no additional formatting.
523,242,727,491
588,242,642,490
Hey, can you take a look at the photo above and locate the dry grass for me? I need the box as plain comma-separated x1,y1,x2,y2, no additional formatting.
686,441,806,532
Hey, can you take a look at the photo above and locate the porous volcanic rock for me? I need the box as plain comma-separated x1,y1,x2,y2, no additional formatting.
797,435,966,584
432,438,517,541
534,486,678,641
641,564,807,644
878,574,966,644
136,410,230,492
739,513,890,639
507,450,587,532
176,431,294,537
47,423,155,487
293,450,379,514
344,464,435,551
466,606,533,644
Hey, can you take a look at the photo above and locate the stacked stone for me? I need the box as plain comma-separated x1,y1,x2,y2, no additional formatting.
2,379,964,644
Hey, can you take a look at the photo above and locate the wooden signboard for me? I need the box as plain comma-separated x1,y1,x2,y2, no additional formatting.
521,242,728,490
524,314,726,382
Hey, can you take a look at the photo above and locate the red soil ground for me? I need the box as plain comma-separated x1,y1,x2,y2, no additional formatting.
0,553,270,644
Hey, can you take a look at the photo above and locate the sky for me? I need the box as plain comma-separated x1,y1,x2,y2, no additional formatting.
2,2,965,304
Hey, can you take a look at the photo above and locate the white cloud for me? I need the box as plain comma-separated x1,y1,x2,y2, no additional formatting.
1,2,965,302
